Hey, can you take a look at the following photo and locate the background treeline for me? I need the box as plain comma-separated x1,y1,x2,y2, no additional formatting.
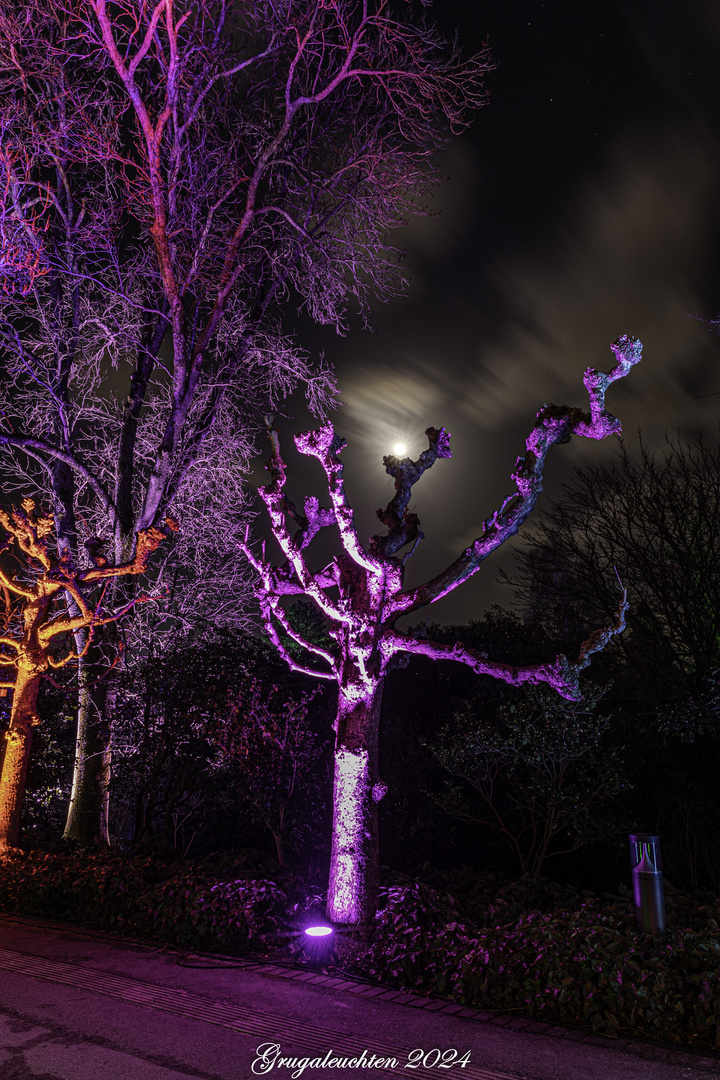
9,431,720,897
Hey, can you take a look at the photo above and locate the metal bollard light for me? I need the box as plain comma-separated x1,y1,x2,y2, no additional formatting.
628,833,666,937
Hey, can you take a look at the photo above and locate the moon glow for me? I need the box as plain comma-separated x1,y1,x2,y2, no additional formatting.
393,442,407,456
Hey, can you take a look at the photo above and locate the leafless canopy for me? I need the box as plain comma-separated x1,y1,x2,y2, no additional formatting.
0,1,490,636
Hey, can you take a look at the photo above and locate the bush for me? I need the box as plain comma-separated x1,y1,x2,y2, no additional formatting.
0,850,288,952
5,851,720,1050
426,685,629,878
360,879,720,1049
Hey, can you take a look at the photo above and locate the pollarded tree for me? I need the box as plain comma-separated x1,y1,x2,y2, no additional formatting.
0,0,490,842
0,499,175,855
243,335,643,926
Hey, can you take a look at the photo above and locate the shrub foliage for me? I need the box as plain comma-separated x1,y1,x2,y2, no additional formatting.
3,853,720,1050
0,851,287,951
361,881,720,1049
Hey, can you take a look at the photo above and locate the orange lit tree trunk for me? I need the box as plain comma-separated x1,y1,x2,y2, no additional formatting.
0,501,175,857
0,585,51,853
0,663,44,853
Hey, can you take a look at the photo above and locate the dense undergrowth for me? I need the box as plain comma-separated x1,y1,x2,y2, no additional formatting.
1,850,719,1051
362,878,720,1049
0,849,291,953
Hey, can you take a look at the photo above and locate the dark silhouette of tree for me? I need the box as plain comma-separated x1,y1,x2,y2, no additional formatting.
244,335,642,925
426,685,629,878
376,607,572,872
212,677,325,868
0,0,490,843
509,433,720,891
110,629,326,861
0,499,175,855
511,434,720,705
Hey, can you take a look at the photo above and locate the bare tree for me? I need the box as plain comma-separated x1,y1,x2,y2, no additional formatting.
0,498,175,855
243,336,642,926
511,434,720,704
0,0,490,842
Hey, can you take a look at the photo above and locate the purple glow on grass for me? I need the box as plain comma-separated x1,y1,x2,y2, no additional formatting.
304,925,333,937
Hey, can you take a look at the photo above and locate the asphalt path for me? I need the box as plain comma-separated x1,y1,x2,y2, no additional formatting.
0,914,716,1080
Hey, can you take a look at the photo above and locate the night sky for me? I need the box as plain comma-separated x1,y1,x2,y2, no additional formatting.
271,0,720,625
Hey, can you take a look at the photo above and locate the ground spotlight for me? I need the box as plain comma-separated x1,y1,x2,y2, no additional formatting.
288,906,339,967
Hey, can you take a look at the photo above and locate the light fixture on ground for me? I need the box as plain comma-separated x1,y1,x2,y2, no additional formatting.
629,832,666,937
304,924,333,938
287,908,339,967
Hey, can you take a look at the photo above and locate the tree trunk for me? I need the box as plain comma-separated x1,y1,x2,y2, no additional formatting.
273,830,286,868
63,635,112,846
0,664,42,855
326,679,385,926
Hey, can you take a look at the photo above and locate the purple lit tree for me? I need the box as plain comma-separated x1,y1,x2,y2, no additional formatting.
243,336,643,926
0,1,490,843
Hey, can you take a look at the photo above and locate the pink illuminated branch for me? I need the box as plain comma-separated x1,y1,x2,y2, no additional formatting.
391,337,642,618
247,424,348,625
242,529,337,681
296,423,383,577
382,591,628,702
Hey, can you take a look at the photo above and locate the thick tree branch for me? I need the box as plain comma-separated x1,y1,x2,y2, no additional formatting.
296,422,383,576
383,591,628,702
391,336,642,618
370,426,452,558
0,435,117,525
250,425,348,623
0,563,34,600
257,592,337,682
40,585,169,646
78,517,178,585
114,316,168,537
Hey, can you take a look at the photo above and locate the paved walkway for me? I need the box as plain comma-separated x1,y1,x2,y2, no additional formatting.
0,913,716,1080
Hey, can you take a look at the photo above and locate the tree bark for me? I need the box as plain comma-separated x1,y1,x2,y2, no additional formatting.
63,635,112,846
0,664,42,855
273,830,286,868
326,679,385,926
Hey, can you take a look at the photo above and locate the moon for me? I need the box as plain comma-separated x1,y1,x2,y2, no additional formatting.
393,442,407,457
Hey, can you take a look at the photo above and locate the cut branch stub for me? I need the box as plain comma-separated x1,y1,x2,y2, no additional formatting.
370,426,452,558
79,517,178,583
0,501,55,572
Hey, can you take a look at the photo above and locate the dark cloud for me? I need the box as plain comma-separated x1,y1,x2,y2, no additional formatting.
282,2,720,625
463,122,720,435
